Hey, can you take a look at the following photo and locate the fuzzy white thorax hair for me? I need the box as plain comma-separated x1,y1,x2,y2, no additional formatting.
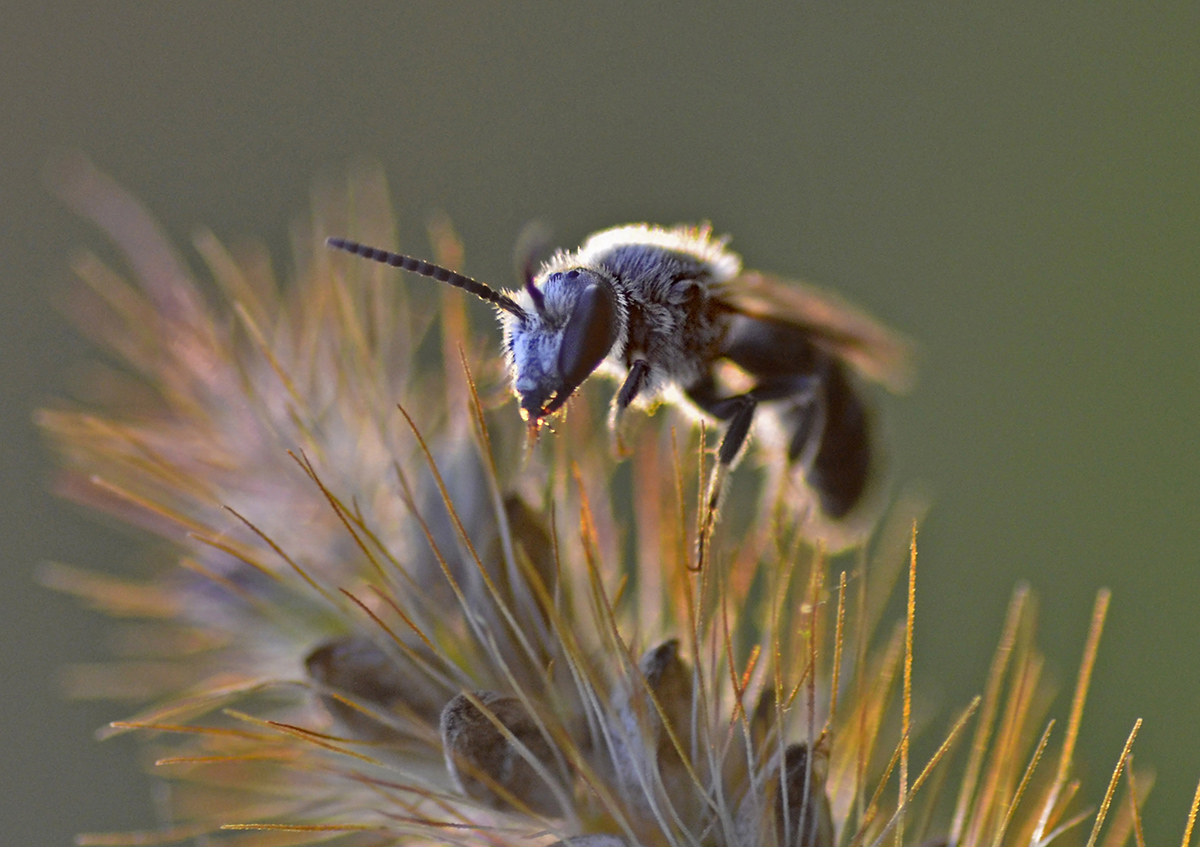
572,223,743,283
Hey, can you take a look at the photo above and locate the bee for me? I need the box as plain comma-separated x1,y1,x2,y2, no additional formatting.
327,224,911,558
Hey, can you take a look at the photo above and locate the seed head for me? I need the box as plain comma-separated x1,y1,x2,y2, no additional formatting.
40,158,1168,847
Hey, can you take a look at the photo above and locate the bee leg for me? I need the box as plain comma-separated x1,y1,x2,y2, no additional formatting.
721,317,875,520
686,375,822,569
684,377,759,570
688,374,820,464
717,396,757,465
611,359,651,456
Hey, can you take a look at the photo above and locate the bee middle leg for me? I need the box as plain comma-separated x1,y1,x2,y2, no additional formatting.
686,373,819,569
686,374,821,467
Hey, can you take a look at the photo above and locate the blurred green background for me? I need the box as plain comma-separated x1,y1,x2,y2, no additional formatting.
2,4,1197,844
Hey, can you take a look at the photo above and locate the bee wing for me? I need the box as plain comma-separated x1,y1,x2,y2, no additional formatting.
719,270,916,393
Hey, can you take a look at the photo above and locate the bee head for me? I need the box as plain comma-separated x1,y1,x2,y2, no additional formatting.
505,266,624,421
322,237,625,422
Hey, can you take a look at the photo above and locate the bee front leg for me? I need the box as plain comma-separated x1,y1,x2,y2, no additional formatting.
616,359,651,417
610,359,650,456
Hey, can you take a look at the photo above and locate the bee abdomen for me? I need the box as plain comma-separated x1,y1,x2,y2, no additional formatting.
793,362,870,519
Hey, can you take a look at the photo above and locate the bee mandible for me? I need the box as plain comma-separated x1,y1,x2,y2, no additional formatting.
327,224,912,559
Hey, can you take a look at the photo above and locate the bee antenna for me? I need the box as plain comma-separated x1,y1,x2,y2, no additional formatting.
524,278,547,316
512,222,553,317
326,237,528,320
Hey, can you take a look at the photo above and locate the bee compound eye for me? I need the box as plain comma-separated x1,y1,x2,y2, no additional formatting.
554,279,618,406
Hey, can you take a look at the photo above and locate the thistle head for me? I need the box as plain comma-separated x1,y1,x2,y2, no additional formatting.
41,160,1169,847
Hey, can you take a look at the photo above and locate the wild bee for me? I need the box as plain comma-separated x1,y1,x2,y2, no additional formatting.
327,224,911,558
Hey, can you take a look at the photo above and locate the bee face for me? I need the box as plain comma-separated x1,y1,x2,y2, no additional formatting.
505,265,625,420
506,319,561,420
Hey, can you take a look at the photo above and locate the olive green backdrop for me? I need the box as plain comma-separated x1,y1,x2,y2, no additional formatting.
3,4,1197,845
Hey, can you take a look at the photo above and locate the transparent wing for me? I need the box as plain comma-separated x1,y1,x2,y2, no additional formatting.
718,270,916,393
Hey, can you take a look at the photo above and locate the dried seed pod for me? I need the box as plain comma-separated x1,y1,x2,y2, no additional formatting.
547,836,629,847
609,639,697,824
305,635,446,743
771,743,834,847
440,690,563,815
641,639,698,820
501,493,556,597
637,639,693,739
750,684,778,753
735,741,833,847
